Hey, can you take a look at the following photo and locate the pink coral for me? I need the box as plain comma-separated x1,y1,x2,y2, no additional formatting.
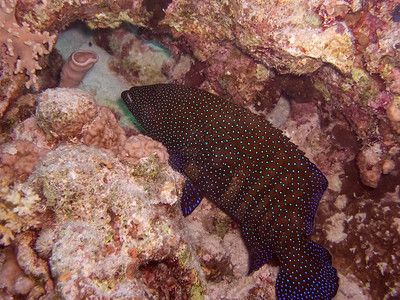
119,134,169,164
15,233,53,294
0,246,34,297
386,100,400,133
0,140,48,182
11,117,50,149
34,88,165,159
82,107,127,152
0,0,56,90
59,50,99,88
356,144,383,188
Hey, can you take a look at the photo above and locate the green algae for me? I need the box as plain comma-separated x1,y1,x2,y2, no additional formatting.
351,68,369,84
214,215,231,239
255,64,271,81
351,68,379,105
304,12,323,28
314,80,331,101
175,245,205,300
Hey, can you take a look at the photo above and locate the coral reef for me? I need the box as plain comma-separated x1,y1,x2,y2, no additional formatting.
0,86,206,298
102,27,191,86
27,144,202,299
0,140,48,183
0,0,56,90
82,106,127,152
0,246,35,297
36,88,128,152
387,99,400,133
163,0,355,73
119,134,169,165
0,0,399,298
36,88,98,139
0,181,45,246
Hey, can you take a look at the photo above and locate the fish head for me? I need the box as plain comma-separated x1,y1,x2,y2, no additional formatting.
121,85,163,134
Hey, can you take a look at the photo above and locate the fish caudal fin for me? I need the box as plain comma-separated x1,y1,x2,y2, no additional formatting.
276,238,338,300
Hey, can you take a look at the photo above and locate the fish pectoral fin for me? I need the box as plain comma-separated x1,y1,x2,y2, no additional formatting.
180,180,205,216
276,238,339,300
168,148,190,173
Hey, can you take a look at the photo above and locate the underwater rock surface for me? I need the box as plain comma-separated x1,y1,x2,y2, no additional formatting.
30,145,201,299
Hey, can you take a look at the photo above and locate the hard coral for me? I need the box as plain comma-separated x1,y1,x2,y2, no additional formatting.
205,44,271,105
34,88,168,161
11,117,50,149
386,99,400,133
36,88,98,139
25,144,202,299
163,0,355,74
14,232,54,294
356,143,383,188
119,134,169,165
0,246,34,297
0,0,56,90
0,93,38,140
35,88,127,152
0,139,48,182
82,106,127,152
106,27,176,85
0,182,45,246
0,233,53,298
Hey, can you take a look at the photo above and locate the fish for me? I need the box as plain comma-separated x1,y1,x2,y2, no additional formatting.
121,84,339,299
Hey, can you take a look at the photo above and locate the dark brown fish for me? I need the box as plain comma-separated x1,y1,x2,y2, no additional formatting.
122,84,338,299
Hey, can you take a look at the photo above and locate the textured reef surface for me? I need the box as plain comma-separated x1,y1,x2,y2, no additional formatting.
0,0,399,299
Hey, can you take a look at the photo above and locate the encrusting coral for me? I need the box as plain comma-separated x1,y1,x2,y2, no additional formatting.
0,86,170,245
0,139,48,183
82,106,127,152
35,88,169,160
0,181,45,246
0,246,35,297
386,99,400,133
0,82,204,298
35,88,129,152
59,50,99,88
356,143,383,188
24,144,202,299
119,134,169,165
0,0,56,90
35,88,98,139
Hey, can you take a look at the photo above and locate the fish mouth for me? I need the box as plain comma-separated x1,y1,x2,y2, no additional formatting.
121,90,131,103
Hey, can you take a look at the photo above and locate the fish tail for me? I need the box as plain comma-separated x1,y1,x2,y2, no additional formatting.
275,238,338,300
